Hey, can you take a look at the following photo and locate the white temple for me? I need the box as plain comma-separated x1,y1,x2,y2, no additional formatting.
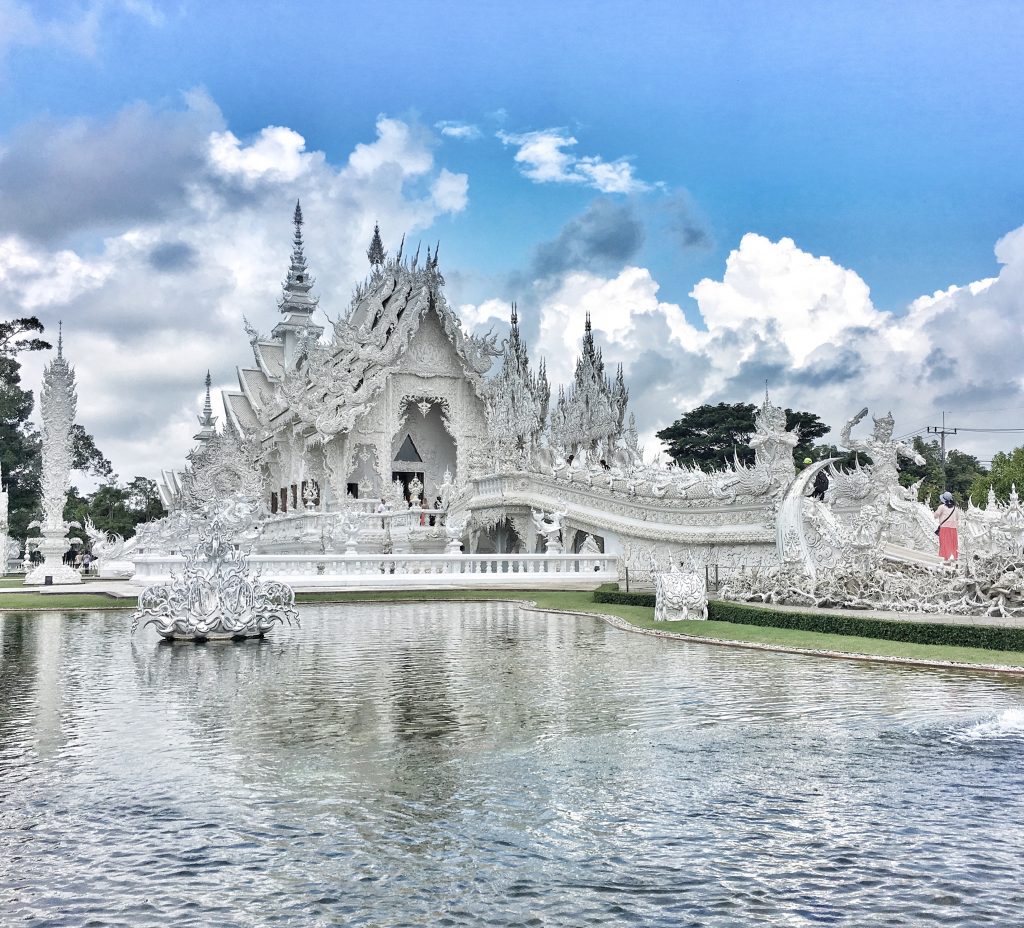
137,203,1024,610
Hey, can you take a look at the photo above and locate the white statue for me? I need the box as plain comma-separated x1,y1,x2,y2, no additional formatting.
84,517,137,579
444,514,466,554
655,565,708,621
531,506,568,554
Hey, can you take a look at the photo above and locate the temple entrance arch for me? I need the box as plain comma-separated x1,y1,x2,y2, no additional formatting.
390,397,456,504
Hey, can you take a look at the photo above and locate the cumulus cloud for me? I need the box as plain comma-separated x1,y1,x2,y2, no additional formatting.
497,128,649,194
3,102,470,480
461,227,1024,462
430,168,469,212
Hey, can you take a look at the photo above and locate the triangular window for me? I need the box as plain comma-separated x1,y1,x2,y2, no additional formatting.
395,434,423,462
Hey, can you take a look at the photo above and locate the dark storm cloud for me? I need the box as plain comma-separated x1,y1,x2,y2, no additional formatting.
530,198,644,279
787,347,862,387
923,347,957,383
660,190,712,251
147,241,198,272
0,99,221,244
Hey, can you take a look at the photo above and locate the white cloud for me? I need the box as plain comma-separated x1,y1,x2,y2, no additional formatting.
497,128,649,194
430,168,469,213
346,116,433,178
0,0,163,65
691,233,881,366
457,298,507,331
208,126,320,185
4,105,472,481
461,226,1024,464
435,121,482,140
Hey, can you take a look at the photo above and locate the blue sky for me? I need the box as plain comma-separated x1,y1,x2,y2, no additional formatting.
1,0,1023,476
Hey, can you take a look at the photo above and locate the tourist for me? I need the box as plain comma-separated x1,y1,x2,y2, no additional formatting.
82,552,92,574
377,497,387,529
934,491,959,560
430,495,442,526
419,493,428,526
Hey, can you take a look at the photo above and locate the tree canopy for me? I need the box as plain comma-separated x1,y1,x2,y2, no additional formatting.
896,436,988,506
657,402,830,471
970,447,1024,504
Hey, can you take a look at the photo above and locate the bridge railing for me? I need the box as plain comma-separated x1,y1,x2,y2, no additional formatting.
132,552,619,589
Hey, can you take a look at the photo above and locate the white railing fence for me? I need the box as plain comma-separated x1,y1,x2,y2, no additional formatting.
132,552,619,589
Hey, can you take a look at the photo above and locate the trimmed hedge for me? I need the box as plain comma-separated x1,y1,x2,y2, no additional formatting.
593,587,1024,653
595,588,655,608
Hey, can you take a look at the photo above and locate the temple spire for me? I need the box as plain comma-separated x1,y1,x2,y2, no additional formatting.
57,320,63,359
278,199,319,316
194,370,218,442
367,222,386,267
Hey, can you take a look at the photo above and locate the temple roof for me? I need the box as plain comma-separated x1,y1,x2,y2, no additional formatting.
253,341,285,380
223,391,261,435
219,218,497,442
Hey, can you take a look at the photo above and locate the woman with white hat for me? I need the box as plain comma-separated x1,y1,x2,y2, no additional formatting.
933,491,959,561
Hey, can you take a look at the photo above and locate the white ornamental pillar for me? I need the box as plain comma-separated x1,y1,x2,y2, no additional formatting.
25,330,82,585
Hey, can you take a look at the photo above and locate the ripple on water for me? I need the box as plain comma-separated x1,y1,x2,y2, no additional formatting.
1,601,1023,926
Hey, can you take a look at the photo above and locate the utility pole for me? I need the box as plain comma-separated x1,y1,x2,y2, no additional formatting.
927,411,958,489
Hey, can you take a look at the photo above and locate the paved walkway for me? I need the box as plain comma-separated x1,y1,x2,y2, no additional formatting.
3,580,137,598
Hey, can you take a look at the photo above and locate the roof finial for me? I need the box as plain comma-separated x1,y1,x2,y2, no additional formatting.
57,320,63,359
367,221,386,267
396,233,405,262
278,200,318,316
510,301,518,326
203,370,213,417
194,370,218,441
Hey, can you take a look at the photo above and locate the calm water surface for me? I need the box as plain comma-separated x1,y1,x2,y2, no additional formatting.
2,602,1023,926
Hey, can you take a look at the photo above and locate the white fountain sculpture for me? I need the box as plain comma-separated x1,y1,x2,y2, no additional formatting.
25,331,82,585
132,508,299,641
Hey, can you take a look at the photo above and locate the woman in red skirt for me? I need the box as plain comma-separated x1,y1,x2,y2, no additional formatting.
934,491,959,560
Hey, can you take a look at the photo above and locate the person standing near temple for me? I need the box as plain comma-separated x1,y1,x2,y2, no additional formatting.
934,491,959,560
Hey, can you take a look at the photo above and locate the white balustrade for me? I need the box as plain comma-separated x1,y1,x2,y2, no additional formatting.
132,552,619,590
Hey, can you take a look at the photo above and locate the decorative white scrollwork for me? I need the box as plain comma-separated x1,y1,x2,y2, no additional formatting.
132,512,299,641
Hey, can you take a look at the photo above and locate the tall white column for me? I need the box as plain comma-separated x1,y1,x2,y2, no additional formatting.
25,330,81,585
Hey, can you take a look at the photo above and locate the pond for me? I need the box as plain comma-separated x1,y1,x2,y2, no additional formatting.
2,601,1023,926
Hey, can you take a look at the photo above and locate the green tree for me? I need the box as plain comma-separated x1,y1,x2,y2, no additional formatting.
808,443,867,471
898,437,987,505
970,447,1024,504
0,317,50,540
70,424,115,482
657,402,830,471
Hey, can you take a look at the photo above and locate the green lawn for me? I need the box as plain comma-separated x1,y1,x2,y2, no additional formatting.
2,587,1022,669
0,592,131,609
